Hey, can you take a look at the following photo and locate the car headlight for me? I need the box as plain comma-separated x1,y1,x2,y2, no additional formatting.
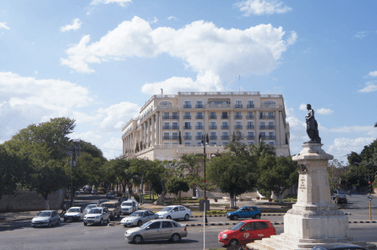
223,234,228,239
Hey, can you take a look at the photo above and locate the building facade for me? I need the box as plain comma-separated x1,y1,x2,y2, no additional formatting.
122,91,290,161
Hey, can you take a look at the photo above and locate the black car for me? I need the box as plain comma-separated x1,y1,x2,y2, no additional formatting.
312,244,367,250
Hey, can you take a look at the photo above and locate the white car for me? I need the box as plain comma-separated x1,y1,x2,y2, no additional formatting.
64,207,84,222
31,210,60,227
120,210,158,227
156,205,191,221
128,199,139,210
121,200,137,215
84,204,97,214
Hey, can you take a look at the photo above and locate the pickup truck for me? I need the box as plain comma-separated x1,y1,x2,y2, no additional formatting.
332,190,347,204
83,207,110,226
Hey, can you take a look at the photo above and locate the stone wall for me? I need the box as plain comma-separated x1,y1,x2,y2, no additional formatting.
0,190,64,212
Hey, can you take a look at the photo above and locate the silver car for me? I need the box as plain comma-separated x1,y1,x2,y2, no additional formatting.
120,210,158,227
125,219,188,244
31,210,60,228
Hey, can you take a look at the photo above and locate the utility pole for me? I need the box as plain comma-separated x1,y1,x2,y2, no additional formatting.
201,133,209,250
67,139,81,207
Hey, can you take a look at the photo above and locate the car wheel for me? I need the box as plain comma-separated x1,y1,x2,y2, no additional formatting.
48,221,52,228
64,218,67,222
100,219,104,226
137,220,142,227
254,214,261,219
84,222,87,226
107,218,110,224
233,215,238,220
171,233,181,242
133,235,143,244
229,239,239,246
166,216,171,219
117,213,120,219
56,219,60,226
184,214,189,221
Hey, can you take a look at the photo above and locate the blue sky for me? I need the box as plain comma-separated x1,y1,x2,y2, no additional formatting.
1,0,376,161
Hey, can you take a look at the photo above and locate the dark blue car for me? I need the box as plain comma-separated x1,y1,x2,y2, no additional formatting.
226,206,261,220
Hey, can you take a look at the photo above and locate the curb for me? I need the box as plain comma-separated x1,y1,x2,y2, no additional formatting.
191,213,352,218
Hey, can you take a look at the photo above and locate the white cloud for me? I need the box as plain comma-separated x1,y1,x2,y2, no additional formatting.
90,0,132,6
151,17,158,24
61,16,296,94
328,137,375,160
317,108,333,115
235,0,292,16
60,18,82,32
330,126,377,136
97,102,140,131
0,22,10,30
359,80,377,93
287,31,297,45
102,137,123,159
368,71,377,77
285,107,306,142
299,103,307,111
70,131,102,145
168,16,178,21
353,31,367,39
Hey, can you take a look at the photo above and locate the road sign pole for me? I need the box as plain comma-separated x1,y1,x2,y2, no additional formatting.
369,200,372,221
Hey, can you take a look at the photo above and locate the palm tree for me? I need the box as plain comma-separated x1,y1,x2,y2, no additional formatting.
179,153,202,196
249,139,275,159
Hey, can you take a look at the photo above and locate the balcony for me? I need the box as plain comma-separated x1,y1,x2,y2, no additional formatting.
184,136,192,140
246,115,254,119
234,125,243,129
209,126,217,129
209,136,217,140
171,115,179,119
221,125,229,129
163,136,170,140
247,104,255,108
183,115,191,119
260,125,275,129
162,116,170,119
260,115,275,119
172,126,179,130
260,136,276,140
246,125,254,129
196,125,204,129
235,104,243,108
195,104,204,108
183,104,192,108
196,115,203,119
196,135,203,139
247,136,255,140
184,125,192,129
209,115,217,119
172,136,179,140
234,115,243,119
221,135,229,140
221,115,229,119
163,125,170,129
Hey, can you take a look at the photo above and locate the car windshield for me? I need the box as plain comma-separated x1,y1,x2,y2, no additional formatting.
160,207,172,212
130,211,144,217
230,221,245,231
86,205,96,209
140,221,152,229
89,208,102,214
37,211,52,217
122,202,133,206
101,204,115,208
68,208,80,213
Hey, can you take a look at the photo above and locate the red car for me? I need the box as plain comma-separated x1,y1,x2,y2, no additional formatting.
218,219,276,246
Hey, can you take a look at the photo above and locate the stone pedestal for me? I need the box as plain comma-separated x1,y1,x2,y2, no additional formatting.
246,142,371,250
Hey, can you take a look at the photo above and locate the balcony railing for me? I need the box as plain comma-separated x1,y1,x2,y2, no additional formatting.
246,125,254,129
221,135,229,140
235,104,243,108
209,126,217,129
246,115,254,119
184,125,192,129
221,116,229,119
163,136,170,140
235,125,243,129
172,136,179,140
209,115,217,119
247,136,255,140
171,116,179,119
221,125,229,129
183,104,192,108
183,115,191,119
195,104,204,108
184,136,192,140
196,135,203,139
260,115,275,119
172,126,179,130
163,126,170,129
209,136,217,140
260,125,275,129
234,115,243,119
196,115,203,119
247,104,255,108
196,125,204,129
260,136,276,140
162,116,170,119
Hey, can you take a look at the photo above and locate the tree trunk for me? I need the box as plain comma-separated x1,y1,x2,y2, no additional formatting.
45,199,50,210
155,182,167,205
230,194,235,208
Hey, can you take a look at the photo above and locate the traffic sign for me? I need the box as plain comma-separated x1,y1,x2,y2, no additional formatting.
368,195,373,201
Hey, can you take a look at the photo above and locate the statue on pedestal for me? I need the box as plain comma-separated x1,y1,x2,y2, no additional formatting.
306,104,321,143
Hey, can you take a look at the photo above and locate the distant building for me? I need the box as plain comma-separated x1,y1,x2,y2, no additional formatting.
122,91,290,161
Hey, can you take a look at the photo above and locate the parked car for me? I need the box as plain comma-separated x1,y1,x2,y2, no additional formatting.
91,189,98,195
332,190,348,204
128,199,139,210
31,210,60,228
156,205,191,221
226,206,261,220
64,207,84,222
121,200,137,215
84,204,97,214
83,207,110,226
125,219,188,244
100,201,121,220
97,199,108,206
120,210,158,227
218,219,276,246
106,192,115,199
118,197,128,203
312,244,367,250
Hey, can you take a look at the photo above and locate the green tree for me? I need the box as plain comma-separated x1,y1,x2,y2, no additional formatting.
178,153,203,196
249,140,276,159
166,176,189,205
257,155,298,203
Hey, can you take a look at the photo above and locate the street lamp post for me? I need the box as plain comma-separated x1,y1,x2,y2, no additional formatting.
201,133,209,250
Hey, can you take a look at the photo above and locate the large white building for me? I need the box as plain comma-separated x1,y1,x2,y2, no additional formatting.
122,91,290,161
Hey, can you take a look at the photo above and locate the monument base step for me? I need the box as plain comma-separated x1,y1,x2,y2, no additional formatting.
246,234,377,250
